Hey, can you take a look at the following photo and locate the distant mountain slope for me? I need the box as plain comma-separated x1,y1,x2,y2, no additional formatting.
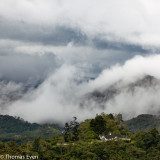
124,114,160,132
86,75,159,103
0,115,62,144
81,75,160,120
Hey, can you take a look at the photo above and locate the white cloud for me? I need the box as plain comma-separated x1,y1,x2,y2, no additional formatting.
1,54,160,124
1,0,160,46
1,1,160,124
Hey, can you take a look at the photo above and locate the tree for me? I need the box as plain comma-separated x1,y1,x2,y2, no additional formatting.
143,128,160,149
64,117,79,142
90,115,106,135
70,117,79,141
108,113,114,120
32,137,41,153
133,128,160,150
64,122,71,142
115,114,123,124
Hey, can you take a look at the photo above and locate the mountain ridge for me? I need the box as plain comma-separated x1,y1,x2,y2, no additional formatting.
124,114,160,132
0,114,62,144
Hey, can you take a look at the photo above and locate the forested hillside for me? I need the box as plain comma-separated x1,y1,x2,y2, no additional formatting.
0,115,62,144
124,114,160,132
0,113,160,159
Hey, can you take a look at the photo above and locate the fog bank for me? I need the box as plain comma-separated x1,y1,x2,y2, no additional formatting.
0,55,159,124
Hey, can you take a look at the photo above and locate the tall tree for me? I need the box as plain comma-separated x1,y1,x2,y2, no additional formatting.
90,115,106,135
64,122,70,142
71,117,79,141
64,117,79,142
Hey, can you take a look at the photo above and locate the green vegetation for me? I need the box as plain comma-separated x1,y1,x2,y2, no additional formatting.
0,113,160,159
64,117,79,142
78,113,130,141
0,115,62,144
124,114,160,132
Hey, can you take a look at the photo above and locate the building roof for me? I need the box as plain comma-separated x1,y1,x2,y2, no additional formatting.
101,134,122,139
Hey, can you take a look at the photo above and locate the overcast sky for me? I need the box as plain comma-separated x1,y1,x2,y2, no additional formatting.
1,0,160,83
1,0,160,123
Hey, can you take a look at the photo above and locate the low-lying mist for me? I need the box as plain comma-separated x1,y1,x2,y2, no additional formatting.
1,54,160,125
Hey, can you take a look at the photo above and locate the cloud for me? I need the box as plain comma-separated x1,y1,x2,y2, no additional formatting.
0,81,24,109
0,38,141,82
0,54,160,124
3,65,85,124
0,52,60,83
1,0,160,49
1,0,160,84
92,38,149,53
1,0,160,47
89,54,160,89
1,1,160,124
0,17,87,46
0,16,151,53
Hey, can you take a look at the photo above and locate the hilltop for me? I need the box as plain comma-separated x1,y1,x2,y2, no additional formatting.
124,114,160,132
0,114,62,144
0,112,159,159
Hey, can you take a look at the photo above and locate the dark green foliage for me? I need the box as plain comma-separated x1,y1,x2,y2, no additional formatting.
78,113,130,141
71,117,80,141
0,115,39,133
64,117,79,142
132,128,160,150
124,114,160,132
31,137,41,152
64,123,70,142
0,113,160,159
0,115,62,133
78,119,98,141
90,115,106,134
0,115,62,144
108,113,114,120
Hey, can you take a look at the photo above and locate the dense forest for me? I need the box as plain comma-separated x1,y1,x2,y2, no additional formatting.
0,115,62,144
0,113,160,159
124,114,160,132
